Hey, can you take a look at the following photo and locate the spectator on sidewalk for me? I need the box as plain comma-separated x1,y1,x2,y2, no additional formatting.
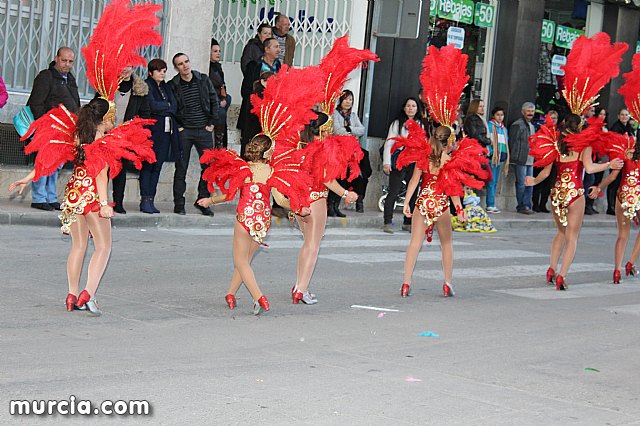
463,99,491,147
170,52,219,216
209,38,231,149
240,23,272,76
509,102,536,215
0,74,7,108
485,106,510,213
532,109,558,213
26,47,80,211
110,66,151,214
584,107,608,215
272,13,295,66
141,58,182,214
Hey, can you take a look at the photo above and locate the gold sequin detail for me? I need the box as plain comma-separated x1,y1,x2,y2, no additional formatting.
416,177,449,228
550,167,584,227
618,168,640,223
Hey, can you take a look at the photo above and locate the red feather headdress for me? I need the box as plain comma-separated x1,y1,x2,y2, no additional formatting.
251,65,327,163
561,32,628,115
318,35,379,115
619,53,640,120
82,0,162,120
420,45,469,128
435,138,489,197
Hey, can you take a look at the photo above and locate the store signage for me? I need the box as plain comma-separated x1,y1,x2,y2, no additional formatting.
430,0,437,16
555,25,584,49
447,26,465,49
541,19,555,44
437,0,474,25
474,3,495,28
551,54,567,76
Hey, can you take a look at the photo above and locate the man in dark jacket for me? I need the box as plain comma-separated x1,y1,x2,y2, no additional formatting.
508,102,536,214
26,47,81,211
209,39,231,148
110,66,151,213
170,53,219,216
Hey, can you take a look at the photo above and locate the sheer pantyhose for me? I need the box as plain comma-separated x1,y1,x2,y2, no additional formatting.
549,196,584,277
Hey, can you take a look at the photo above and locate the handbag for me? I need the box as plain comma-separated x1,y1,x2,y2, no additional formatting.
12,105,34,137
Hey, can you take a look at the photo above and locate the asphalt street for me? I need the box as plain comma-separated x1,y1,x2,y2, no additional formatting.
1,224,640,425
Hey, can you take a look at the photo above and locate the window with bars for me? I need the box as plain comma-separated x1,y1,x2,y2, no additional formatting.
213,0,353,67
0,0,168,98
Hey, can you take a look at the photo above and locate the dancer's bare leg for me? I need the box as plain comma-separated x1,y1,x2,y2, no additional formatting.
403,209,428,284
614,199,631,271
82,212,112,297
294,200,327,292
67,216,90,295
549,208,566,271
558,197,585,277
435,211,454,283
231,222,263,300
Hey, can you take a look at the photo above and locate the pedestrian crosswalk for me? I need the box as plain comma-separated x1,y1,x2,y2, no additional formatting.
319,249,546,264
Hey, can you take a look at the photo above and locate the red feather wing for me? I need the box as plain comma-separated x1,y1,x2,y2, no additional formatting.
300,135,363,187
318,35,379,114
268,158,313,212
619,53,640,120
420,45,469,126
200,149,251,200
22,105,77,181
529,115,560,167
83,118,156,179
435,138,489,197
82,0,162,99
564,116,607,154
562,32,628,115
393,119,432,171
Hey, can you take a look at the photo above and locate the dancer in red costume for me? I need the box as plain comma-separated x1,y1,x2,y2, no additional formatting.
589,53,640,283
526,32,627,290
277,36,377,305
8,0,160,315
396,45,489,298
198,65,323,314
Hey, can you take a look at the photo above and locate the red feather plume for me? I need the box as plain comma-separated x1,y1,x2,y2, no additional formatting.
528,114,560,167
435,138,489,197
251,65,327,162
564,116,607,153
22,105,77,181
200,149,252,200
619,53,640,120
392,119,432,171
420,45,469,126
318,35,379,114
300,135,363,187
267,158,313,212
562,32,628,115
83,118,157,179
82,0,162,100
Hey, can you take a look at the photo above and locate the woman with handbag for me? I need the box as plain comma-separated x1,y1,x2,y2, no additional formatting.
382,97,424,233
485,106,510,213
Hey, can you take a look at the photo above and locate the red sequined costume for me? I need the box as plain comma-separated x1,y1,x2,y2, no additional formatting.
22,105,156,233
201,149,311,245
393,120,489,241
551,159,585,226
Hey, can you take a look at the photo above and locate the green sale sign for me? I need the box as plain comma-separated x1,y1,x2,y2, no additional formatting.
474,3,495,28
437,0,474,25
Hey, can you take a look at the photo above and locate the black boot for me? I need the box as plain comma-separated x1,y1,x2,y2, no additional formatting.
333,200,346,217
327,200,338,217
114,200,126,214
149,197,160,213
355,200,364,213
140,197,154,214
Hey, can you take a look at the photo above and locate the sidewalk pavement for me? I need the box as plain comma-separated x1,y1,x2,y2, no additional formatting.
0,199,618,230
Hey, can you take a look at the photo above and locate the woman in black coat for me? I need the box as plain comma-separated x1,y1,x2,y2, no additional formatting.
140,59,182,214
463,99,491,147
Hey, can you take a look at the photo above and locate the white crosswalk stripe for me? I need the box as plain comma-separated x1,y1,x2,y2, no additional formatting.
494,281,640,299
413,263,612,279
319,249,546,264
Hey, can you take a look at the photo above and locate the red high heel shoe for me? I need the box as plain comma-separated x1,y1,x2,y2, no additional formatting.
76,290,90,308
400,283,411,297
625,261,637,276
556,275,567,291
225,294,236,309
253,295,270,315
65,293,77,312
613,270,621,284
443,282,455,297
546,267,555,284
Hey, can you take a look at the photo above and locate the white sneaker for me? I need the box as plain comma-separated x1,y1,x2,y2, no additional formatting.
487,207,501,214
